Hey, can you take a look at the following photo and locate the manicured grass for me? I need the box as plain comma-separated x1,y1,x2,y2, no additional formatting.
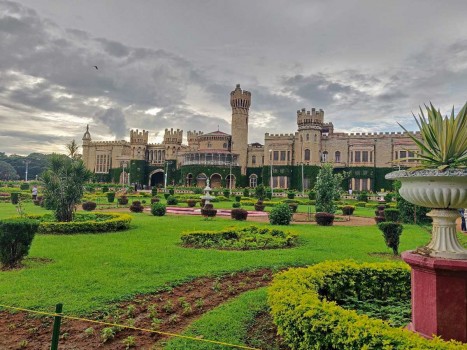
165,288,268,350
0,202,431,315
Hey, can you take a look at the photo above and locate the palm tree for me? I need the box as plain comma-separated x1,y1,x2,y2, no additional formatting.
66,139,81,160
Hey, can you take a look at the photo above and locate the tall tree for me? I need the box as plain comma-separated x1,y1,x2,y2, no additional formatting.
314,163,344,214
41,154,92,222
66,139,81,160
0,161,19,180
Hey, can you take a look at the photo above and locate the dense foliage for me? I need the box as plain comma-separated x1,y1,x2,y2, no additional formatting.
269,203,292,225
82,201,97,211
269,261,465,349
41,154,92,222
314,163,343,214
315,212,335,226
0,218,39,268
181,225,298,250
342,205,355,215
378,222,403,255
151,202,166,216
129,201,144,213
394,181,430,224
230,208,248,220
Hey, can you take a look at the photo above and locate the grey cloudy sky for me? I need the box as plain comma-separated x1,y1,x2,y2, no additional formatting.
1,0,467,155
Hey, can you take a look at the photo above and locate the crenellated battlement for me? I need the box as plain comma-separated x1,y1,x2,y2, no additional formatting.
297,107,324,127
187,130,204,138
91,140,129,146
130,129,149,144
265,133,295,139
163,128,183,144
329,131,421,138
230,84,251,109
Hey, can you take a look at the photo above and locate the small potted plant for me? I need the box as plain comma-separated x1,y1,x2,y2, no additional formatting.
386,102,467,259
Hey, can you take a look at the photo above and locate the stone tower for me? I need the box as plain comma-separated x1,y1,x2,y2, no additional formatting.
230,84,251,174
130,129,148,160
163,128,183,160
82,124,92,169
295,108,324,164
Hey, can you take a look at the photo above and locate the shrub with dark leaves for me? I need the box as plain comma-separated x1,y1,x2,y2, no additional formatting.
151,202,166,216
378,222,403,255
315,212,335,226
231,208,248,221
342,205,355,215
0,218,39,268
269,203,292,225
82,201,97,211
129,201,144,213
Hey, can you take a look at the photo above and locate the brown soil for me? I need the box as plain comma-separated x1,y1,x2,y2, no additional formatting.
246,311,290,350
368,252,403,261
0,269,274,350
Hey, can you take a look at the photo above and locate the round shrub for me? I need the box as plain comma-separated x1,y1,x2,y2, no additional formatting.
0,218,39,268
168,188,175,196
151,202,166,216
357,191,369,202
20,183,30,190
308,190,316,200
102,186,109,193
288,202,298,213
166,195,178,205
118,196,129,205
315,212,335,226
231,208,248,221
269,203,293,225
151,197,160,204
164,193,170,200
193,187,203,194
10,192,20,205
232,202,241,208
82,201,97,211
151,187,158,196
235,195,241,202
201,203,217,218
243,188,250,197
342,205,355,215
384,208,400,222
129,201,144,213
287,191,295,199
223,189,230,198
187,199,197,208
106,192,115,203
254,200,265,212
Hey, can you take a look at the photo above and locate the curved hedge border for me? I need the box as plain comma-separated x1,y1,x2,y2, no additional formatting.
26,213,132,234
268,261,465,349
181,225,298,250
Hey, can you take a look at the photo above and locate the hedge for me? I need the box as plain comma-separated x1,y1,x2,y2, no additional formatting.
268,261,465,349
26,213,132,234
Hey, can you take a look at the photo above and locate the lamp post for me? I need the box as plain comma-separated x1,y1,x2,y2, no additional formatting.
229,157,233,196
121,162,127,189
24,160,30,182
269,149,273,196
164,161,169,191
301,162,305,196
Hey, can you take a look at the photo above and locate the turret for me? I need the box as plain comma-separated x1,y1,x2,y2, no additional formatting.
163,128,183,145
295,108,324,165
130,129,148,160
187,130,203,148
230,84,251,175
82,125,92,168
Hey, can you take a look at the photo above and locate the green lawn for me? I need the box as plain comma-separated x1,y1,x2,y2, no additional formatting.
0,202,431,315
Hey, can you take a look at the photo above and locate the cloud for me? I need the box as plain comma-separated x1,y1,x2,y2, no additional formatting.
94,108,127,138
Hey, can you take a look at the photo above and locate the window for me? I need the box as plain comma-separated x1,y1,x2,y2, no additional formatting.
280,151,286,161
273,151,279,161
322,151,328,162
355,151,361,162
408,151,415,162
362,151,368,162
249,174,258,188
208,142,212,148
314,134,317,142
350,152,353,162
306,134,310,141
335,151,341,162
400,150,407,159
252,155,256,165
304,149,310,161
223,143,227,149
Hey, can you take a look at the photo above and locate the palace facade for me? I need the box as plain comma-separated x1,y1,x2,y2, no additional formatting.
82,84,419,192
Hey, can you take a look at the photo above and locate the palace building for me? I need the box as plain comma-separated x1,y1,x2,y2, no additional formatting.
82,84,419,192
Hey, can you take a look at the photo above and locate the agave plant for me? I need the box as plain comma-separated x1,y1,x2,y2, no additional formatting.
398,102,467,170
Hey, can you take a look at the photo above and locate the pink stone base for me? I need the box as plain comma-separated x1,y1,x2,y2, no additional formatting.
402,251,467,343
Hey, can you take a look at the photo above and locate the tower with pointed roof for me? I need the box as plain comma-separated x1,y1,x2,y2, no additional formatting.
230,84,251,174
82,124,92,169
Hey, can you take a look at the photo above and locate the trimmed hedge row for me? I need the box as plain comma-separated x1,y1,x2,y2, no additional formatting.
181,225,298,250
268,261,465,349
26,213,132,234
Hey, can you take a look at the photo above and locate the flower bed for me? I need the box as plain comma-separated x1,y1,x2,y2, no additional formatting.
26,212,132,234
181,225,298,250
268,261,465,349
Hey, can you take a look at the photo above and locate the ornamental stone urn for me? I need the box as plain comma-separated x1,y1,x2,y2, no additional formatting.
386,168,467,342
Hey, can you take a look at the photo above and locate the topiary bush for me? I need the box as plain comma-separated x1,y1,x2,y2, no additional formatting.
151,197,160,204
201,203,217,219
231,208,248,221
378,222,403,255
235,195,241,202
254,200,265,211
168,188,175,196
187,199,197,208
357,191,369,202
232,202,241,208
129,201,144,213
342,205,355,215
287,191,295,199
243,188,250,197
20,183,30,190
384,208,400,222
151,187,158,196
308,190,316,200
10,192,20,205
82,201,97,211
269,203,293,225
106,192,115,203
288,202,298,213
0,218,39,268
102,186,109,193
193,187,203,194
118,196,129,205
223,189,230,198
315,212,335,226
164,193,170,200
151,202,166,216
166,195,178,205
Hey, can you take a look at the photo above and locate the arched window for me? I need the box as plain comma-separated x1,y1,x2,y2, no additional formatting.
322,151,328,162
252,155,256,165
335,151,341,163
304,149,311,161
249,174,258,188
306,134,310,141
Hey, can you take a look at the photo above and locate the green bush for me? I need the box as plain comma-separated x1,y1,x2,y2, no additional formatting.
151,197,160,204
0,218,39,268
287,191,295,199
265,191,272,200
106,192,115,203
384,208,400,222
356,201,367,207
102,186,109,193
187,199,197,208
181,225,297,250
269,203,292,225
169,188,175,196
20,183,30,190
232,202,241,208
357,191,369,202
384,192,395,203
151,187,158,196
223,189,230,198
308,190,316,200
268,261,465,350
129,201,144,213
10,192,20,205
118,196,129,205
193,187,203,194
151,202,166,216
27,213,131,234
201,203,217,218
315,212,335,226
288,203,298,213
164,193,170,200
378,222,403,255
82,201,97,211
231,208,248,220
255,184,266,200
342,205,355,215
243,188,250,197
166,195,178,205
235,195,241,202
